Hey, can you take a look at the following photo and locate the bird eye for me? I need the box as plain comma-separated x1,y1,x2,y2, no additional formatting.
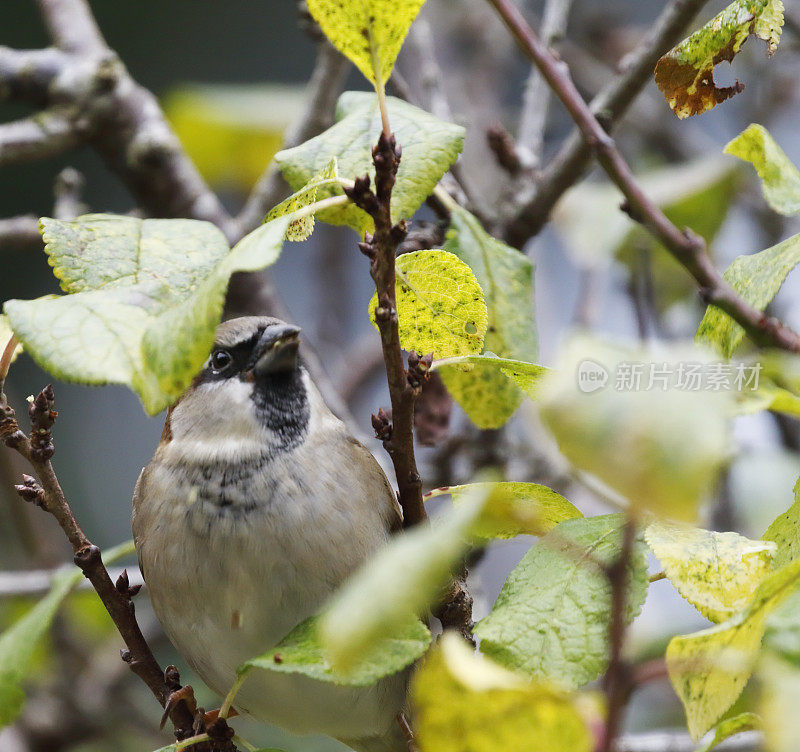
210,349,233,373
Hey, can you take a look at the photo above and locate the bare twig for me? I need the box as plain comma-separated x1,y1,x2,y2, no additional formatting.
601,516,637,752
0,216,41,249
487,0,800,354
345,137,426,528
2,0,234,238
0,110,82,167
233,41,349,237
53,167,87,220
501,0,711,247
0,385,201,744
515,0,575,168
0,564,142,597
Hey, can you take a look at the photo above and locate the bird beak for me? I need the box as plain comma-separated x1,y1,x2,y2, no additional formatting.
252,324,301,377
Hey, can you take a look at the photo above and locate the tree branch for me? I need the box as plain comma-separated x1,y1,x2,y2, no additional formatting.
345,136,427,529
0,384,201,744
487,0,800,354
515,0,575,168
501,0,711,247
0,110,82,167
35,0,105,54
0,216,41,250
233,41,349,238
600,516,637,752
0,564,142,598
2,0,236,238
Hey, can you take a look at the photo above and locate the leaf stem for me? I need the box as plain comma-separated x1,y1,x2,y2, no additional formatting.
175,733,211,751
367,28,392,138
287,194,351,224
0,334,19,395
232,736,257,752
649,570,667,583
219,671,249,720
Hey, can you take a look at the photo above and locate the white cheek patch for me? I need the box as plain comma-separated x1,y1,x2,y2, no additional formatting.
166,379,285,462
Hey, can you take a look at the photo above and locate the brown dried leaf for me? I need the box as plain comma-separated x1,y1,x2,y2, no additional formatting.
654,0,784,119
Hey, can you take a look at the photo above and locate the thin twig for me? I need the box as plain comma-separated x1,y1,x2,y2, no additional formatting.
515,0,575,168
601,515,637,752
501,0,711,247
0,216,41,250
0,564,142,597
0,384,200,743
345,137,426,528
0,110,82,167
233,41,349,237
487,0,800,354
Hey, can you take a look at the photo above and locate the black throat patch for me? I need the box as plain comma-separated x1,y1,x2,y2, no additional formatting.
250,368,310,452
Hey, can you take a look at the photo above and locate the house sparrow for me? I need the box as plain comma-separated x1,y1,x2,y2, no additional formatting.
132,316,408,752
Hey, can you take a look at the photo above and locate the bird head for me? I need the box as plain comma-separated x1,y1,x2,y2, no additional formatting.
162,317,310,458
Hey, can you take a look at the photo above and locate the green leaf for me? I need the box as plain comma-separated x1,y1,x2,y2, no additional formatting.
763,476,800,569
735,378,800,419
39,214,230,295
411,633,592,752
473,514,648,688
4,214,290,414
654,0,784,118
368,250,487,359
696,233,800,358
667,556,800,740
425,481,582,540
645,521,776,623
239,615,429,686
539,337,732,521
695,712,762,752
433,354,550,401
0,540,135,728
319,486,490,671
0,315,22,364
307,0,425,87
435,206,538,429
265,157,340,241
726,124,800,215
275,92,464,234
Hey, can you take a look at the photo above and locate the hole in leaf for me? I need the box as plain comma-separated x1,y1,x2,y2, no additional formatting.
464,322,478,335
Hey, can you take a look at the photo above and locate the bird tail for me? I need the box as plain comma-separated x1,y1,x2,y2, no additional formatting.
338,723,409,752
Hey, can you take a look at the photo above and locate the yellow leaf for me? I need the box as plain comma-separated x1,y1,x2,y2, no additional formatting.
369,250,487,359
307,0,426,86
646,522,776,623
265,157,340,241
667,557,800,739
654,0,784,119
411,633,593,752
425,481,582,540
539,337,732,522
